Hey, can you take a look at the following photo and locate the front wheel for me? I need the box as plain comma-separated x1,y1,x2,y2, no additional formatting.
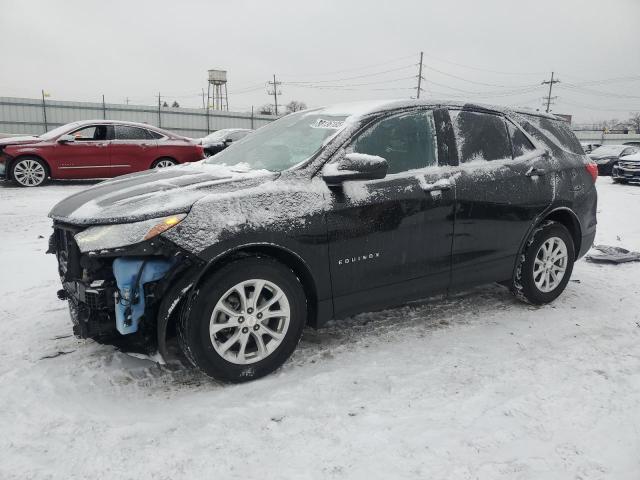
11,157,48,187
178,257,307,382
511,221,575,305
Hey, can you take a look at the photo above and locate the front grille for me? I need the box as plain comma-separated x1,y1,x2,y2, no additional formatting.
619,162,640,170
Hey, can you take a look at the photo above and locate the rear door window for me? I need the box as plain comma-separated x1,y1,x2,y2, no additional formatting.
352,110,438,174
115,125,152,140
146,129,164,139
450,110,511,163
507,122,537,159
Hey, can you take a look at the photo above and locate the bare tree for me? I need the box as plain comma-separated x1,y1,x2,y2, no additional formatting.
171,100,180,108
630,112,640,133
285,100,307,114
259,104,274,115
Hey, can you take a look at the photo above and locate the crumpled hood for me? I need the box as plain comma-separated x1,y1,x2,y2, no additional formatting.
0,135,41,146
49,162,277,225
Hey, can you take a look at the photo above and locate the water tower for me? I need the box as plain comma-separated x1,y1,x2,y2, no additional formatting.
207,69,228,111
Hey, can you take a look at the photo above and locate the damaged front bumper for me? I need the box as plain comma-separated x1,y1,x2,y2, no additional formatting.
612,163,640,181
49,222,202,355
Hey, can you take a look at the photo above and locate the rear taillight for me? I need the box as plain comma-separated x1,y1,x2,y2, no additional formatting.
197,145,205,157
585,162,598,182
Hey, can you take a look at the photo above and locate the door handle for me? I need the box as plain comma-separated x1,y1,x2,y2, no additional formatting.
421,179,453,192
525,167,547,177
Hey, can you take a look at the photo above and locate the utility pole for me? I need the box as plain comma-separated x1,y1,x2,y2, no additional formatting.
201,88,206,110
206,84,211,134
157,92,162,127
416,51,425,99
541,72,560,113
267,74,281,116
102,94,106,119
41,89,48,132
125,97,129,105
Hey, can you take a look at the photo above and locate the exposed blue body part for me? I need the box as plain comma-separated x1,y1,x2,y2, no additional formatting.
112,257,174,335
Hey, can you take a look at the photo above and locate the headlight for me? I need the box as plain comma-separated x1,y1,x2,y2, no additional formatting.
74,214,186,253
596,158,611,164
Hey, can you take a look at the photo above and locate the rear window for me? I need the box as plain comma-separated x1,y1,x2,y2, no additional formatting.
115,125,152,140
518,114,583,155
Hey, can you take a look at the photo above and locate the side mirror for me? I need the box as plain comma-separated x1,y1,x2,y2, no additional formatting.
322,152,388,186
58,134,76,143
224,138,233,145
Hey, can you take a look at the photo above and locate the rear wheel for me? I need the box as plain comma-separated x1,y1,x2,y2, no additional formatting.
511,221,575,305
151,158,177,169
11,157,48,187
178,257,307,382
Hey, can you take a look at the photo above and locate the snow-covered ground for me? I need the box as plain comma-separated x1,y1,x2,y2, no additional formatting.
1,178,639,480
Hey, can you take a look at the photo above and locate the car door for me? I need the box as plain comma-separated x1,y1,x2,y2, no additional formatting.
325,109,456,317
110,125,158,176
447,109,555,288
52,124,112,178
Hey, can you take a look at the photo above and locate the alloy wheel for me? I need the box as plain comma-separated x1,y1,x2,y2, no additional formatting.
154,159,176,168
13,159,46,186
533,236,568,293
209,279,291,365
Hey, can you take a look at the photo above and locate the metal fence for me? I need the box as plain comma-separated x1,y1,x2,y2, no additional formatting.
0,96,275,138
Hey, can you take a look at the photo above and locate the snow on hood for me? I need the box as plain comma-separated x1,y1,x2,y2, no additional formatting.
48,162,275,225
621,152,640,162
588,145,627,158
0,135,41,146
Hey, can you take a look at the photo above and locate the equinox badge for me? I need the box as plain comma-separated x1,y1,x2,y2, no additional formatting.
338,252,381,265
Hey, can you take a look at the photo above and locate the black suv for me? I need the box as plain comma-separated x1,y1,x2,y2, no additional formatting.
49,100,598,382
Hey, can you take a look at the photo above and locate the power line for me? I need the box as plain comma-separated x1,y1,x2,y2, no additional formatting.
559,83,640,100
423,64,540,88
280,54,416,78
282,75,415,89
419,50,547,76
284,64,415,84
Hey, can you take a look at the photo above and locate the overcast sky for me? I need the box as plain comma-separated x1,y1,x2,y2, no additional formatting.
1,0,638,123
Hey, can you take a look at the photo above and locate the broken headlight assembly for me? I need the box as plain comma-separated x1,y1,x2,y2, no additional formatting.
74,214,186,253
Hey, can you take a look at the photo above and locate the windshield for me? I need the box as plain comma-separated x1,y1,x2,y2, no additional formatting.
590,145,625,156
39,122,81,140
205,111,347,171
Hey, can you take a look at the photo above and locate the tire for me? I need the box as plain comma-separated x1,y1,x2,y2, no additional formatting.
178,256,307,382
11,156,48,187
612,177,626,184
151,157,177,169
511,221,575,305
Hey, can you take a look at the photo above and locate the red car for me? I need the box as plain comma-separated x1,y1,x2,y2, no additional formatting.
0,120,204,187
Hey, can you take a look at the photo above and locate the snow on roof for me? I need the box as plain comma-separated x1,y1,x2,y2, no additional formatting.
305,99,562,123
68,119,180,135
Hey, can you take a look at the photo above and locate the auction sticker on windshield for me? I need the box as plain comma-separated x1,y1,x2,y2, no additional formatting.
311,119,345,129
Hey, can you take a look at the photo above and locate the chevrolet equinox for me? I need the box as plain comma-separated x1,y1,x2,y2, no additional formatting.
49,100,598,382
